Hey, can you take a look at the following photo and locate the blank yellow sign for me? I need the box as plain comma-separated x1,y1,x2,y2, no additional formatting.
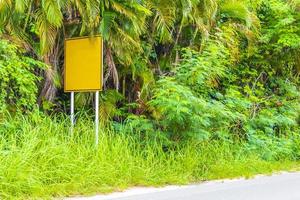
64,36,103,92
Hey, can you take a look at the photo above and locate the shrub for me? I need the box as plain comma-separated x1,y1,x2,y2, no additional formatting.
144,43,299,142
0,40,45,113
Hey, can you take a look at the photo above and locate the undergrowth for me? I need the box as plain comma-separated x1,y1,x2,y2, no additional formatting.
0,112,300,199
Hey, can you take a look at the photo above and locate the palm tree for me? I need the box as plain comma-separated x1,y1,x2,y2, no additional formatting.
99,0,151,90
0,0,150,102
0,0,260,107
0,0,80,102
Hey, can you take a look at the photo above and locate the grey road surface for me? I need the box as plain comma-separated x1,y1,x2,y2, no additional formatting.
68,172,300,200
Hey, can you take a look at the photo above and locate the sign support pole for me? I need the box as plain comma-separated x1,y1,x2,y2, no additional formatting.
95,91,99,146
70,92,75,134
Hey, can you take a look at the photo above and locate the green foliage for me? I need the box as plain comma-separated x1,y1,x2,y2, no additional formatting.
143,40,299,143
0,0,298,151
99,90,124,124
147,47,236,140
149,78,212,140
143,48,212,138
252,0,300,78
176,43,229,95
0,1,299,198
0,40,45,112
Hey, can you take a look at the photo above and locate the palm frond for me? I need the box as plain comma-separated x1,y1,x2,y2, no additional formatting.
100,11,116,40
41,0,63,27
36,9,57,54
149,0,176,43
14,0,29,12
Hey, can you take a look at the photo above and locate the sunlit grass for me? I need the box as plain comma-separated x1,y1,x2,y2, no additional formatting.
0,113,299,199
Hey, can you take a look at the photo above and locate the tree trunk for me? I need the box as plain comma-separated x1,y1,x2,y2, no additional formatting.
39,53,58,104
104,45,119,91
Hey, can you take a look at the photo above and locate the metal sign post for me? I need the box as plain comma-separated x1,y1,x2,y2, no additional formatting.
70,92,75,134
95,91,99,146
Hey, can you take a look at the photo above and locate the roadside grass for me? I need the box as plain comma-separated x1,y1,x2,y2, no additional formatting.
0,113,299,199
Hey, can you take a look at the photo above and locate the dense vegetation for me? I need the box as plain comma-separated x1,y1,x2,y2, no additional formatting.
0,0,299,198
1,113,300,198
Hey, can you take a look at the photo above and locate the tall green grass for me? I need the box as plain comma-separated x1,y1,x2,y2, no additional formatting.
0,112,299,199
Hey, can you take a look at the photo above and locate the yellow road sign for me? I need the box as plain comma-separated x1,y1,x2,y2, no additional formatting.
64,36,103,92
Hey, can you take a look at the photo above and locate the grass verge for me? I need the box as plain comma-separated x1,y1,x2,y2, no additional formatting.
0,113,299,199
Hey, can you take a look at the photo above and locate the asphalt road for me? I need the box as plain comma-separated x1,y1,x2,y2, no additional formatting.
69,172,300,200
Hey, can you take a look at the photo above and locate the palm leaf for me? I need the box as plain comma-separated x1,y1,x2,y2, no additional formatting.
41,0,63,27
100,11,116,40
149,0,176,43
36,9,57,54
15,0,29,12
